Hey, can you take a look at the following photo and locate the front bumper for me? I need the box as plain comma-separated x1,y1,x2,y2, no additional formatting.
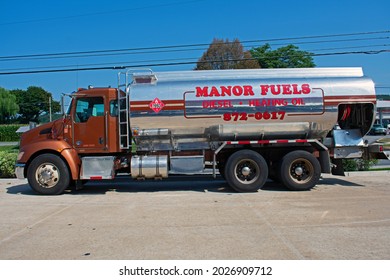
15,163,25,179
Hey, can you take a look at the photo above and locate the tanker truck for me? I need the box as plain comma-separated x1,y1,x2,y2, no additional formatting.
14,68,389,195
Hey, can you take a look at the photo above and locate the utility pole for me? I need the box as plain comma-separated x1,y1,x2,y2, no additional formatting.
49,96,52,122
61,94,64,115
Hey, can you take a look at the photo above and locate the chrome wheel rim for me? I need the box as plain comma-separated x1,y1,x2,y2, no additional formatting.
289,158,314,184
234,159,259,184
35,163,60,188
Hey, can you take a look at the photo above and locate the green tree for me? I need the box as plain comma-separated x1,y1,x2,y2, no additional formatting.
0,87,19,124
11,86,60,123
250,43,315,68
195,38,260,70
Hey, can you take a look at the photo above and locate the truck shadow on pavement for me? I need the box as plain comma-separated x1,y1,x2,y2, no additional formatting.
6,175,363,196
6,182,36,195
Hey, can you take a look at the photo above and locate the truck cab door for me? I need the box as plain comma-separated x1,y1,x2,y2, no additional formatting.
72,96,107,152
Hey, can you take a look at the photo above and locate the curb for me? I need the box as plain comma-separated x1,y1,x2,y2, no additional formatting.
344,170,390,176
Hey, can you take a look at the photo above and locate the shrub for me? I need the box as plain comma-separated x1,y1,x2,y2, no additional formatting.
0,151,17,178
359,158,379,171
342,159,357,171
342,158,379,171
0,124,24,142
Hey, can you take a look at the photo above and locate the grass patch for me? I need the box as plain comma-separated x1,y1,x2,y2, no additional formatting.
0,145,19,152
369,167,390,171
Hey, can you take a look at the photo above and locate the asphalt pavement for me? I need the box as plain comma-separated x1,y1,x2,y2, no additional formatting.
0,172,389,260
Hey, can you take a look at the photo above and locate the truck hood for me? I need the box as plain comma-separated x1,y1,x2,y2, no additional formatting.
19,121,56,147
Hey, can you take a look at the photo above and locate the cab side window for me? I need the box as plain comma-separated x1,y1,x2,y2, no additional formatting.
75,97,104,123
110,100,118,117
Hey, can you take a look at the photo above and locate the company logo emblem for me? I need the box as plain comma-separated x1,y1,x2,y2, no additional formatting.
149,97,165,113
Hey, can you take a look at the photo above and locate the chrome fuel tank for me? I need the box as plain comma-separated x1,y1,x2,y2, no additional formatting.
127,68,376,148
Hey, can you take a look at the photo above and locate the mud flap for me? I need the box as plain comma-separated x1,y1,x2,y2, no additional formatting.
331,158,345,176
319,150,331,173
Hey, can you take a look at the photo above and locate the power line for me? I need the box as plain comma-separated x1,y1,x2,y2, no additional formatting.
0,30,388,62
2,43,388,73
0,30,388,75
0,49,389,76
1,36,389,63
301,44,390,52
1,44,389,74
0,57,198,72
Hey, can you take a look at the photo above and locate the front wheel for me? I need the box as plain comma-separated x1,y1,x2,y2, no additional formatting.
279,150,321,191
224,150,268,192
27,154,70,195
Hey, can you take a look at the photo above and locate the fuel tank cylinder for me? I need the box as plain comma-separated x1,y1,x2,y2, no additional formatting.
128,68,376,142
131,155,168,179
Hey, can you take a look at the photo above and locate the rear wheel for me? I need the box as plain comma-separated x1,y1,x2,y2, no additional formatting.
224,150,268,192
27,154,70,195
279,150,321,191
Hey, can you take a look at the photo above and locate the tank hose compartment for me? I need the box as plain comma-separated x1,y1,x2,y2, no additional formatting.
337,103,375,136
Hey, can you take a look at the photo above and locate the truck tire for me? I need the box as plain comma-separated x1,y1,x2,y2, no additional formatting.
27,154,70,195
279,150,321,191
224,150,268,192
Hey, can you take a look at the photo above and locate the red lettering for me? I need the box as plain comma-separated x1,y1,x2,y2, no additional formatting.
260,83,311,96
196,85,256,98
271,85,281,95
209,86,220,97
196,86,209,97
260,85,269,95
220,86,232,96
302,84,311,94
197,84,311,98
224,111,286,121
275,99,288,106
217,100,233,108
202,100,234,108
232,86,243,96
248,100,258,106
248,98,288,107
292,98,305,105
202,100,216,108
243,85,255,96
292,84,301,94
282,84,292,94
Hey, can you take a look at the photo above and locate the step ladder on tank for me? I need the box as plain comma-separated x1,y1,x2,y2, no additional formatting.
117,69,156,150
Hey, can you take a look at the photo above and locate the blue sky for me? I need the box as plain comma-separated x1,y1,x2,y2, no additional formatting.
0,0,389,101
